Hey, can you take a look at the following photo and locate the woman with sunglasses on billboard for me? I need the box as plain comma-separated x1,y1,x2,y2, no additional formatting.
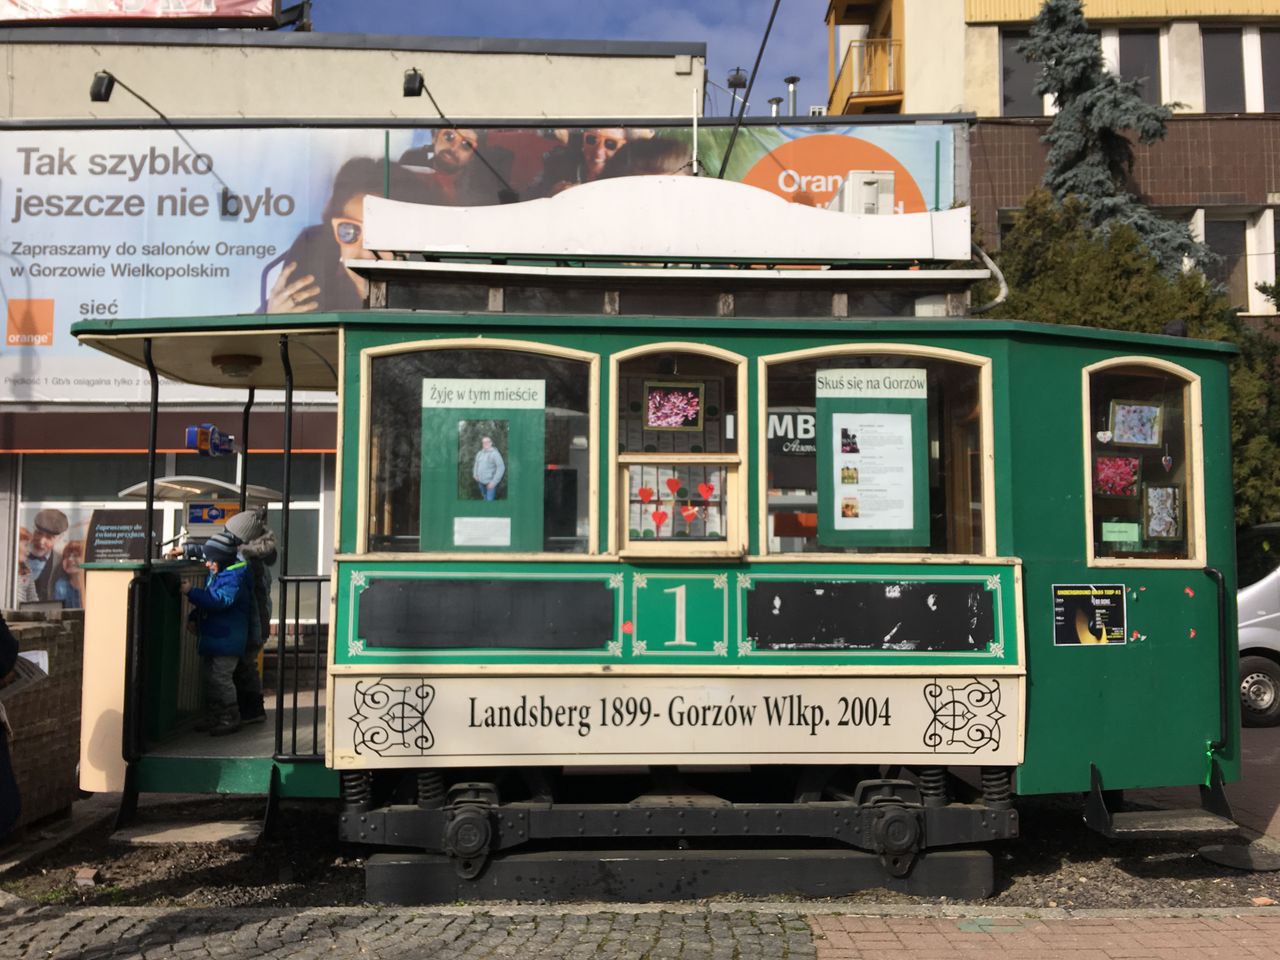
530,127,654,198
261,158,432,314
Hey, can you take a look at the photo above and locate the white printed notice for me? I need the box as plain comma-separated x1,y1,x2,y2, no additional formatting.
828,412,913,529
816,369,927,533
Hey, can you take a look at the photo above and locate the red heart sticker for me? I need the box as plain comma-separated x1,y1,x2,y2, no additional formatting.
621,621,634,635
681,505,698,522
697,482,715,500
651,509,669,532
637,486,654,504
665,477,682,494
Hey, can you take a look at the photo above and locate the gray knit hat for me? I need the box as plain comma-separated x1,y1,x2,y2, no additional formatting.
224,509,265,544
201,530,240,565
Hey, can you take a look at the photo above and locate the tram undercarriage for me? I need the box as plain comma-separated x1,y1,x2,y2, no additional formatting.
339,764,1018,900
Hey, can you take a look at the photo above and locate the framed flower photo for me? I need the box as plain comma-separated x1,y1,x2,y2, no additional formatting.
1143,484,1183,540
644,381,704,431
1109,400,1163,447
1094,455,1141,498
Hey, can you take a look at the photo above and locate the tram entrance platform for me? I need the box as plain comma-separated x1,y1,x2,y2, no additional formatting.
132,700,334,798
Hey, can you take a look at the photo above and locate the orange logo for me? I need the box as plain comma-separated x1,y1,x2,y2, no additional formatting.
6,299,54,348
741,134,928,213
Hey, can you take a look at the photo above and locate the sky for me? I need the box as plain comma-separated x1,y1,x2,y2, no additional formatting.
310,0,833,119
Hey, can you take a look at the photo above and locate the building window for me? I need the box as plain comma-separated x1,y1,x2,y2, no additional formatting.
1118,29,1161,105
1203,219,1249,309
364,342,596,555
1085,361,1201,565
1203,29,1246,113
762,349,989,557
1263,30,1280,112
1001,30,1042,117
612,346,745,557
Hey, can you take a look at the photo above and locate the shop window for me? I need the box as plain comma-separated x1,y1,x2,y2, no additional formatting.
1085,361,1199,563
1118,29,1161,105
1001,30,1042,118
762,349,988,556
1203,29,1246,113
365,342,595,555
612,346,744,556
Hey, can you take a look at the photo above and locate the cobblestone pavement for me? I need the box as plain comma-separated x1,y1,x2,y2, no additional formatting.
5,905,1280,960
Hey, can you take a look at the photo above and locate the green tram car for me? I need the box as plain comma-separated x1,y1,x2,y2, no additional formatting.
74,177,1240,901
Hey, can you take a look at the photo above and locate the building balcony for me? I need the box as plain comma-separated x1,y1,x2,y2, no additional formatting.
828,38,904,115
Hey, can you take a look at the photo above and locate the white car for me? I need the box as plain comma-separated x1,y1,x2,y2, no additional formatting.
1238,523,1280,727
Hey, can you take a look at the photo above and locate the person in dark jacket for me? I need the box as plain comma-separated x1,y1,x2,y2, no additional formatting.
223,509,275,724
181,531,253,736
0,613,20,837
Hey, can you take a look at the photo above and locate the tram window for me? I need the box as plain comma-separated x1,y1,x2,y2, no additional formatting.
615,349,744,556
1087,363,1195,562
733,289,834,318
504,285,608,314
764,354,985,556
618,286,722,317
365,346,593,555
385,281,493,312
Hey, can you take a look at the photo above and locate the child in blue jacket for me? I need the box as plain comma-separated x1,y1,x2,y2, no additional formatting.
181,530,254,736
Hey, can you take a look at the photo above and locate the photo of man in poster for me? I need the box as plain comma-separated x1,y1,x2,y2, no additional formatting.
24,509,70,603
472,435,506,502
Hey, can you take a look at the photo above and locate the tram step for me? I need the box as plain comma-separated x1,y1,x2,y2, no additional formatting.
365,847,995,904
1107,809,1238,839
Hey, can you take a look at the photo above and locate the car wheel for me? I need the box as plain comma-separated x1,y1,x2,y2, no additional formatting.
1240,655,1280,727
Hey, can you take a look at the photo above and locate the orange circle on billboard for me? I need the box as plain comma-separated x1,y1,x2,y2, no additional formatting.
741,134,928,213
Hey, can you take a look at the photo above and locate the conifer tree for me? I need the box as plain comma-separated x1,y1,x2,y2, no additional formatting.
1020,0,1206,273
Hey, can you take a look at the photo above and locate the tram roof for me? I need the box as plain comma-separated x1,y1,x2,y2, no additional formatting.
72,312,1237,392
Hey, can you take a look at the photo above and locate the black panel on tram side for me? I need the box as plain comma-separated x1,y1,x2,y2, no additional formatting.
745,580,994,652
358,578,615,649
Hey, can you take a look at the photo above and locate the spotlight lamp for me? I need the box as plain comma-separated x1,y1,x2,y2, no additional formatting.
90,71,116,103
403,68,425,98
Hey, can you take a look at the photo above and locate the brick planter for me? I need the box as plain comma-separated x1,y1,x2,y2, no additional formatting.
3,612,84,831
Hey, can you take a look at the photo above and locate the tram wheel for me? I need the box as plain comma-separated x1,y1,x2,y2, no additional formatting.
1240,656,1280,727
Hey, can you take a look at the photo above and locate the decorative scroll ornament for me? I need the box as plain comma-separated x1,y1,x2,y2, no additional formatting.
922,678,1004,753
350,680,436,756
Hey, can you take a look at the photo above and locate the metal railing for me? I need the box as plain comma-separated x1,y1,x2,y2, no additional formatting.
272,574,328,761
829,38,903,112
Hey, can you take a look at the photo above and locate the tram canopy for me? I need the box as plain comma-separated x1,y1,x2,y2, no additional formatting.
117,475,282,505
74,322,339,391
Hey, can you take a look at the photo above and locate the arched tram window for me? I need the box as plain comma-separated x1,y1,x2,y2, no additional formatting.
361,340,598,555
1084,358,1204,565
759,346,994,558
610,344,747,557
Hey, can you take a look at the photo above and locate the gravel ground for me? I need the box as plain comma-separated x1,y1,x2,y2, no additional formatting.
1,794,1277,909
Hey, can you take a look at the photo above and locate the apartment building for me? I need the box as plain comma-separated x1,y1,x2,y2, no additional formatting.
826,0,1280,317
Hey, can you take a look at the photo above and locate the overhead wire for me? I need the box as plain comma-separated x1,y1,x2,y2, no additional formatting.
716,0,784,179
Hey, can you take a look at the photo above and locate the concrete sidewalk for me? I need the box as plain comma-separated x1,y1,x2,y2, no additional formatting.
2,904,1280,960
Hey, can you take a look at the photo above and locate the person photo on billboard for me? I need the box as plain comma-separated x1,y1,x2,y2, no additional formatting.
52,540,84,609
398,128,517,206
24,509,69,603
600,137,694,178
261,158,434,314
530,127,654,197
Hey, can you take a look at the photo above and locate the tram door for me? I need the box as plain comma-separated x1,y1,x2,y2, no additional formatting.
419,377,546,552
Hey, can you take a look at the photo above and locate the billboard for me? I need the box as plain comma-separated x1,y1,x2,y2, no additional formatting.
0,1,275,23
0,122,960,403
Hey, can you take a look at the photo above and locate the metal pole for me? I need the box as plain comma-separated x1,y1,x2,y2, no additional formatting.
143,338,158,565
239,387,255,512
274,336,294,757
